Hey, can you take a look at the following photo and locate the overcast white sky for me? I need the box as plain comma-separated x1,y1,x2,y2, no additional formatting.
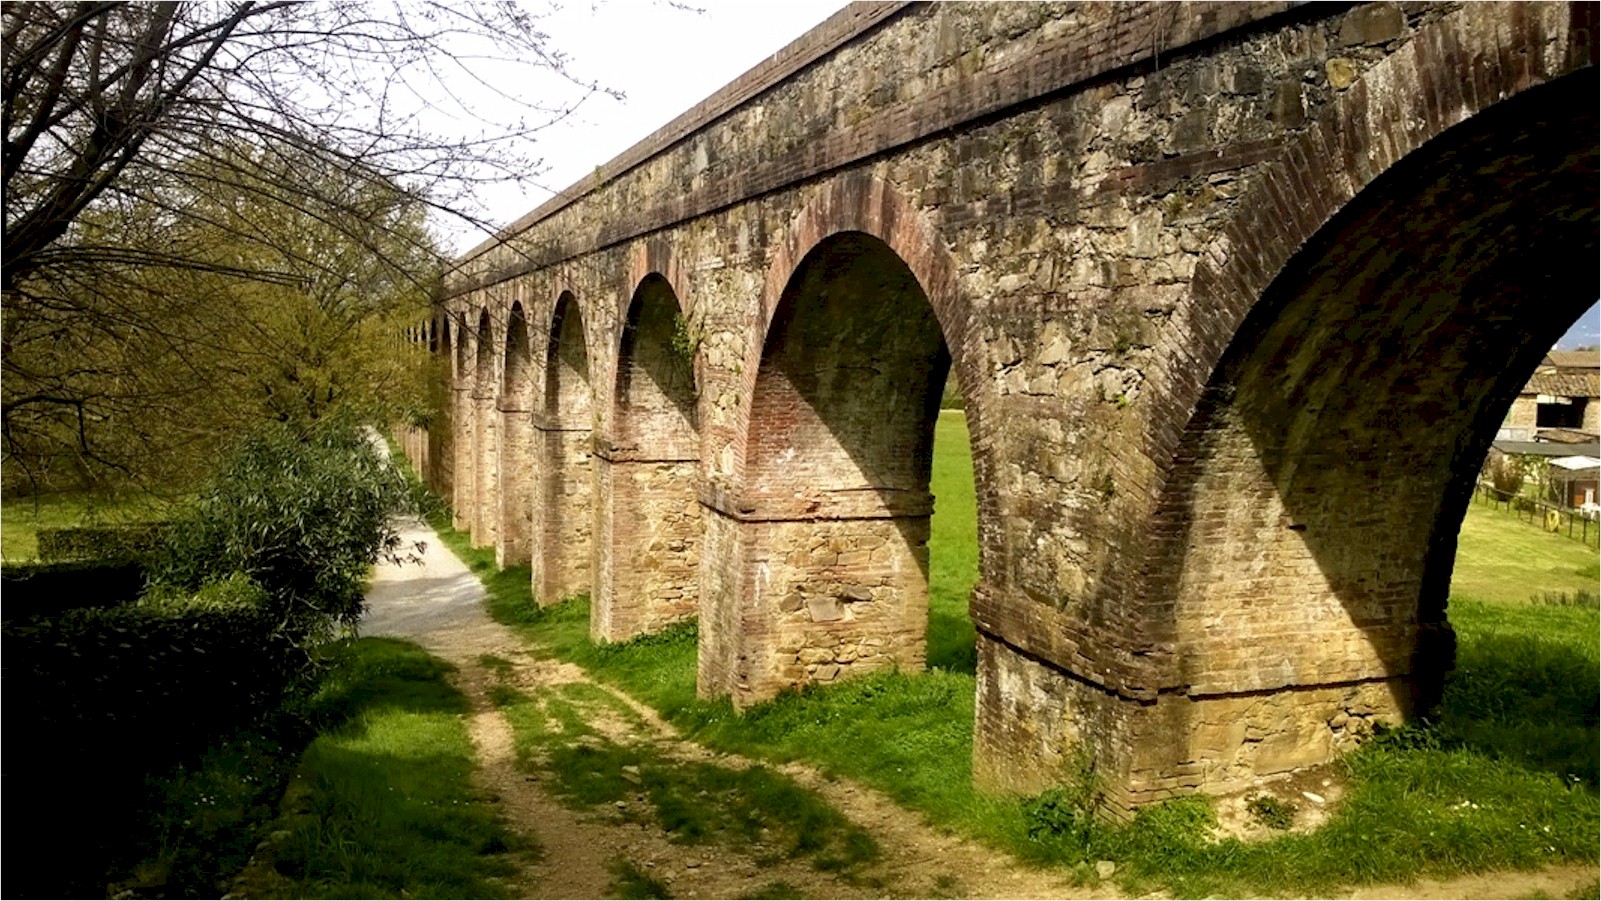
438,0,846,253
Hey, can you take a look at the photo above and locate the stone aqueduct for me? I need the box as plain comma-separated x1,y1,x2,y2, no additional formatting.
394,2,1598,813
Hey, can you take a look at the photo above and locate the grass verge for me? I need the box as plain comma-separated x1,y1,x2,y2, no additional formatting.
1452,500,1600,603
488,675,881,881
246,637,532,899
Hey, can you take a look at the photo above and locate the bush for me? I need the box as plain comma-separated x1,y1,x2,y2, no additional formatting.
0,558,149,620
4,575,301,767
150,419,419,644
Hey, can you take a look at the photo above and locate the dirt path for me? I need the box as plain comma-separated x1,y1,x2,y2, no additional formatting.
360,518,1598,901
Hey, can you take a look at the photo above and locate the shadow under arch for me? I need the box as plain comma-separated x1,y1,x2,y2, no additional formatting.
537,290,595,605
1140,70,1597,791
497,300,536,565
430,314,455,499
591,272,703,641
470,307,499,547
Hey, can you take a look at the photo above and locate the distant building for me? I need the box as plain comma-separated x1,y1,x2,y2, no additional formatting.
1498,350,1600,443
1548,455,1601,512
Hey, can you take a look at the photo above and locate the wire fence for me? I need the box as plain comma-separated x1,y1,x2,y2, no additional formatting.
1473,482,1601,549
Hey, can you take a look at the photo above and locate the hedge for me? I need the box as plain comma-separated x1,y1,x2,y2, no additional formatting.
36,522,168,563
4,576,302,772
0,558,149,621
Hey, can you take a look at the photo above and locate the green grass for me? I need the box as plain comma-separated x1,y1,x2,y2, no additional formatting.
610,859,674,899
929,410,979,673
1452,499,1599,604
415,416,1599,897
1,491,178,561
261,638,530,899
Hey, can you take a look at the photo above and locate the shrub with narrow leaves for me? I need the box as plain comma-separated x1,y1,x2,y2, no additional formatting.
151,418,419,643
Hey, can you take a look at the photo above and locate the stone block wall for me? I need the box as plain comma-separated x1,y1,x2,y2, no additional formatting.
533,423,594,605
497,405,534,566
472,392,500,548
592,456,702,640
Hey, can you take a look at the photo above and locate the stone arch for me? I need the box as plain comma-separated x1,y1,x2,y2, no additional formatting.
449,309,477,531
728,172,979,484
1142,4,1598,469
452,311,471,385
535,290,596,605
497,300,537,566
431,315,455,501
592,266,703,643
1127,12,1595,800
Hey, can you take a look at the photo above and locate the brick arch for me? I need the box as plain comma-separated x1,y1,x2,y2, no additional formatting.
1116,4,1596,797
735,171,979,482
537,286,597,604
590,241,704,642
545,289,594,425
496,298,538,567
1143,2,1596,478
451,308,472,385
469,303,503,546
596,239,699,438
473,305,499,393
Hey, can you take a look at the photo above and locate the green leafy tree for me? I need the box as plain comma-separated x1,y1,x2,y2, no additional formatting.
3,142,442,490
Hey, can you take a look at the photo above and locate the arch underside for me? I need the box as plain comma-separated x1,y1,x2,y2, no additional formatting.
536,295,595,604
700,232,954,705
472,310,501,548
592,276,704,642
1137,72,1598,792
498,303,535,566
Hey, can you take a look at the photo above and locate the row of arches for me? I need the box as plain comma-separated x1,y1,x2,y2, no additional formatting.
402,223,979,703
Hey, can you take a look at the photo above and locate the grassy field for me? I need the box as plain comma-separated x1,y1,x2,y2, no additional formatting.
1451,498,1599,604
928,409,979,673
419,413,1598,897
1,492,180,561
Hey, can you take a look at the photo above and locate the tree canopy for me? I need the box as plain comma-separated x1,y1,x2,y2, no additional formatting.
2,1,604,492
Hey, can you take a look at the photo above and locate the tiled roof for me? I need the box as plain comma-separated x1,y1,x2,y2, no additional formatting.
1546,349,1599,370
1526,369,1600,398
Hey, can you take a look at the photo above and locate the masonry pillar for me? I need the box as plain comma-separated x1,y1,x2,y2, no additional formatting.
451,384,474,532
697,487,930,708
591,441,702,642
471,389,499,548
496,401,534,567
530,413,593,605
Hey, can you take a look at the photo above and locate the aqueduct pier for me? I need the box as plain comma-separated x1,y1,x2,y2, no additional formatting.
396,1,1598,814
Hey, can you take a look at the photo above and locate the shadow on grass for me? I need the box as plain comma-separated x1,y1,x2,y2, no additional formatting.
269,637,528,899
1437,600,1600,787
